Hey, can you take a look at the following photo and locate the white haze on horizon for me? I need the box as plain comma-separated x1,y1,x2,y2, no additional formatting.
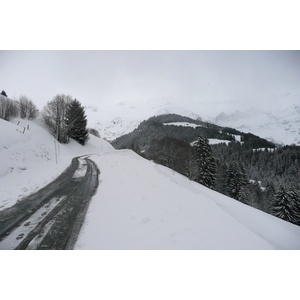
0,50,299,117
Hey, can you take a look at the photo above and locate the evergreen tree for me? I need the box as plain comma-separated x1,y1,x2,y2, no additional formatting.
224,162,241,199
225,162,248,200
271,185,300,225
1,90,7,97
262,181,276,213
286,188,300,225
238,185,252,205
214,160,227,194
248,180,263,209
193,135,216,188
238,163,248,186
66,99,89,145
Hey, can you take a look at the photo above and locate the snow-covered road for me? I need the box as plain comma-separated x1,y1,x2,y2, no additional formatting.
0,156,99,250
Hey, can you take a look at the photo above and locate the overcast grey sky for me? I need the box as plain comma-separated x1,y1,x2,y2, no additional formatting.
1,50,299,112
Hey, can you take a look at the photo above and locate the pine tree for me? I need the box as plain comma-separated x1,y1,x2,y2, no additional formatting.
238,185,251,205
214,161,227,194
271,185,300,225
66,99,89,145
193,135,216,188
248,180,263,209
262,181,276,213
286,188,300,225
1,90,7,97
225,162,241,199
238,163,248,186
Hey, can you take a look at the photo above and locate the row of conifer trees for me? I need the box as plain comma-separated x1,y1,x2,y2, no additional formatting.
144,135,300,226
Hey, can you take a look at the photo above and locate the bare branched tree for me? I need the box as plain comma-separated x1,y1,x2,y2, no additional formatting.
41,94,72,143
0,95,19,121
19,95,38,119
28,100,38,119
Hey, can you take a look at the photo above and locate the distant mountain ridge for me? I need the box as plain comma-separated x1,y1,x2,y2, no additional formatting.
84,95,300,145
84,98,204,142
111,113,275,151
214,104,300,146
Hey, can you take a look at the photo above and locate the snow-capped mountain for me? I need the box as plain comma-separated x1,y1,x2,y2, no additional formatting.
85,94,300,145
84,98,203,141
214,103,300,146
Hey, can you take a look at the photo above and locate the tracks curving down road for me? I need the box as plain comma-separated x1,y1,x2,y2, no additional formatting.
0,156,99,250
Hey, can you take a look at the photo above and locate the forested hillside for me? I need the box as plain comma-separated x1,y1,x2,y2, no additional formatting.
112,114,275,151
112,114,300,226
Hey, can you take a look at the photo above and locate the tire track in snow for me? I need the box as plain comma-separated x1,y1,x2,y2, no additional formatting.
0,156,99,250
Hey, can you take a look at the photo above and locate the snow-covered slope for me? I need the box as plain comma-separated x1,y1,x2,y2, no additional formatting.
0,117,113,210
85,94,300,145
214,93,300,146
85,98,203,141
215,105,300,146
1,117,300,249
75,150,300,250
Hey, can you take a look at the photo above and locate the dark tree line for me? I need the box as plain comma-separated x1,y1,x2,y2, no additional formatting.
211,143,300,191
112,114,274,152
147,136,193,178
211,142,300,224
112,115,300,225
145,135,300,226
146,136,216,189
115,114,300,226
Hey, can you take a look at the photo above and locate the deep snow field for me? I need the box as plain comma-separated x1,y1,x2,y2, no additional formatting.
75,151,300,249
1,117,300,250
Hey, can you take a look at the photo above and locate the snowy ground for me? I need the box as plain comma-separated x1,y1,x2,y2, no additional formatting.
0,118,113,211
1,118,300,250
75,150,300,250
208,138,231,145
163,122,203,128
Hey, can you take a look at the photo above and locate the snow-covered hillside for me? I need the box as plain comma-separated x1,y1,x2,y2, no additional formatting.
1,117,300,249
85,94,300,145
85,98,203,141
0,117,113,210
75,150,300,250
213,93,300,146
215,105,300,146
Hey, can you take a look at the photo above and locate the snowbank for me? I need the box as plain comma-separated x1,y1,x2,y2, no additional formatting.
75,150,300,250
